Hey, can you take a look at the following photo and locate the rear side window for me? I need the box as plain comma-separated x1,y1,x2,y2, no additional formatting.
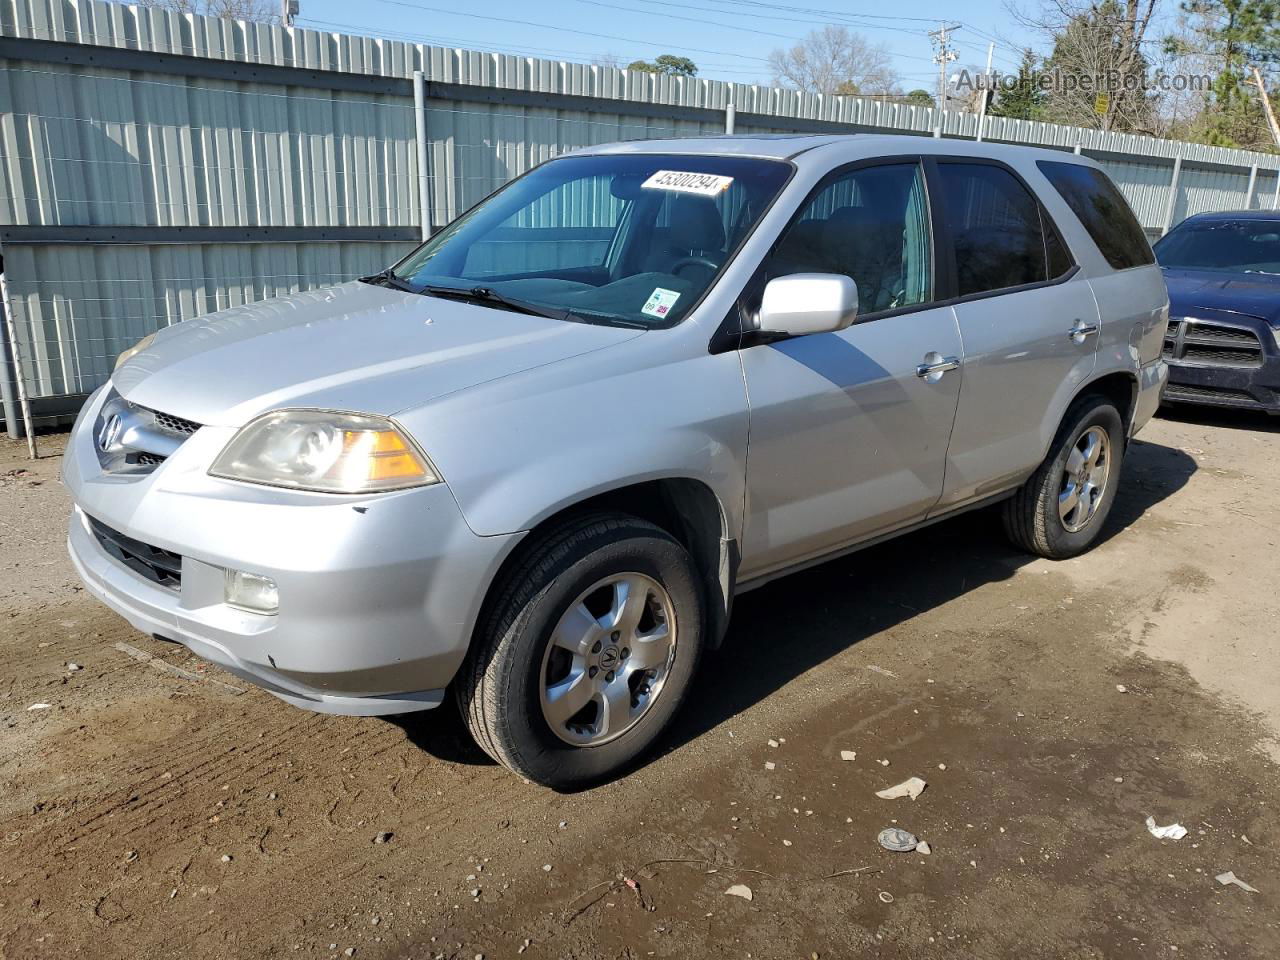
936,162,1068,297
1037,160,1154,270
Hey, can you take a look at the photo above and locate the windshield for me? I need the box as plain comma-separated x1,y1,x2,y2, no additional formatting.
387,153,792,327
1154,218,1280,275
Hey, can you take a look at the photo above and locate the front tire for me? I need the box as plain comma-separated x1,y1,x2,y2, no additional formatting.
1003,394,1125,559
456,513,704,789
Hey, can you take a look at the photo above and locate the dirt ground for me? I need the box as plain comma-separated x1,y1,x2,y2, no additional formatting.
1,408,1278,960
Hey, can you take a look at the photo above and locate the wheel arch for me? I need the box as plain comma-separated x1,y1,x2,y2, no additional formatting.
1070,370,1139,438
474,478,736,653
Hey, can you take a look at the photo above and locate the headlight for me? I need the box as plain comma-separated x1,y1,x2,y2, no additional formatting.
209,410,438,493
114,332,156,371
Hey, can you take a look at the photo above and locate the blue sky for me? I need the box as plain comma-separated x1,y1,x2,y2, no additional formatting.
295,0,1058,92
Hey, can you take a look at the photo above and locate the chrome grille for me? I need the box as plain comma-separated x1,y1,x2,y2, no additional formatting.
153,410,201,436
93,390,204,474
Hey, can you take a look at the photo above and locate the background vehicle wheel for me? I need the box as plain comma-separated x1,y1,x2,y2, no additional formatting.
1003,394,1125,560
456,513,704,789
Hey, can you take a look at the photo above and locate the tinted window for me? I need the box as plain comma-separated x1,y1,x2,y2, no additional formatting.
1154,218,1280,274
769,163,932,314
937,163,1051,296
1038,160,1155,270
1045,215,1074,278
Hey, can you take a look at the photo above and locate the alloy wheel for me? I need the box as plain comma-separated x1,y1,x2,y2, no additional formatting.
538,573,676,746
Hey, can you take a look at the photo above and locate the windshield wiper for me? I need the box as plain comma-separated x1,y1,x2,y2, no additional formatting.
360,268,419,292
420,285,577,321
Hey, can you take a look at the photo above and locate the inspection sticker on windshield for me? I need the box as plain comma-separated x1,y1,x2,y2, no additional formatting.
641,170,734,197
641,287,681,319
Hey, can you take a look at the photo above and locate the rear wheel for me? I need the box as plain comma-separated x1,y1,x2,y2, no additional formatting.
1003,394,1125,559
456,513,704,789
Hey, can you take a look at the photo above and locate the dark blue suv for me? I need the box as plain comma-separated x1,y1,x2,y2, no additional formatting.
1154,210,1280,414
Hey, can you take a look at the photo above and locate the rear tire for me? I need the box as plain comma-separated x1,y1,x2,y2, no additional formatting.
456,513,704,789
1003,394,1125,559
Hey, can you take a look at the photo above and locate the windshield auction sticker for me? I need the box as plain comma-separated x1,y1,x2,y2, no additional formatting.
641,170,734,197
641,287,681,319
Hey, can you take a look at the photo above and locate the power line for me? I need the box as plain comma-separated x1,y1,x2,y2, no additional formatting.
361,0,774,62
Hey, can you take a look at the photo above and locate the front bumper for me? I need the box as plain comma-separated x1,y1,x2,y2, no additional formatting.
1162,315,1280,413
64,387,520,715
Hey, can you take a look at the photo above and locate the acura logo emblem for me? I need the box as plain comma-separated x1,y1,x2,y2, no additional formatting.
599,645,621,670
97,413,123,452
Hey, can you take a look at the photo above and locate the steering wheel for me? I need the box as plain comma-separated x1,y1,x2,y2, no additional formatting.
670,256,720,280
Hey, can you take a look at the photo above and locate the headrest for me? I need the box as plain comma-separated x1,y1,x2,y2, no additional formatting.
667,194,726,252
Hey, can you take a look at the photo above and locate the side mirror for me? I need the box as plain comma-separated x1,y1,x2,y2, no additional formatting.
757,274,859,337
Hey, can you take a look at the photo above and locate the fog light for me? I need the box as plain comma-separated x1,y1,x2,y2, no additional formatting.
224,569,279,615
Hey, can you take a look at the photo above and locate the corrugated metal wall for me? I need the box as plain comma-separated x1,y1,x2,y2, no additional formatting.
2,0,1279,429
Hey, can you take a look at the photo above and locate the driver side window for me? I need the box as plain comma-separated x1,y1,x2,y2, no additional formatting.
769,163,933,315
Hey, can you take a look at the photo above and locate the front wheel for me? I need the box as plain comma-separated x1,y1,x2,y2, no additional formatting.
456,514,704,789
1003,394,1125,559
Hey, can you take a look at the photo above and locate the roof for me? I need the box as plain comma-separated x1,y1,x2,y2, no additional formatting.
572,133,1102,168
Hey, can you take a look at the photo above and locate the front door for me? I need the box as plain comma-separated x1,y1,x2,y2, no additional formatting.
738,160,964,581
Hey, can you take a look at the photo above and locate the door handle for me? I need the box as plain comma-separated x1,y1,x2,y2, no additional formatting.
1068,320,1100,343
915,356,961,379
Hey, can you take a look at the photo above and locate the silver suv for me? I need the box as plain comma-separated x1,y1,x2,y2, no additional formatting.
65,135,1168,787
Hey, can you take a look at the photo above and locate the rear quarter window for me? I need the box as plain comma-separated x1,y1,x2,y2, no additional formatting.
1037,161,1155,271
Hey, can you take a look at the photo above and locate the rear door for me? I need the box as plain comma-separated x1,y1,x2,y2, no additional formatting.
928,158,1100,512
738,159,964,580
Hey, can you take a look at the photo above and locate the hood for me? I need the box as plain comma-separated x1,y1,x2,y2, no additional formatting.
1162,268,1280,326
113,282,644,427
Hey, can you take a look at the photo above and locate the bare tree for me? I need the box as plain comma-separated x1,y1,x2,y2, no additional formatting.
1010,0,1161,132
139,0,279,21
769,26,900,97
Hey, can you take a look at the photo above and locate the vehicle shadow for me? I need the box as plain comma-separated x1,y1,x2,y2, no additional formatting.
392,437,1198,781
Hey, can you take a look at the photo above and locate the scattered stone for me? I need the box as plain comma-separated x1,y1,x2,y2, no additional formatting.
916,840,932,855
542,864,552,872
764,761,776,771
878,891,894,903
374,831,393,844
344,949,355,957
470,888,481,898
1116,684,1127,693
877,828,918,852
67,663,82,672
27,703,51,711
768,739,779,748
124,850,138,863
875,777,926,801
878,759,890,767
558,821,567,829
268,792,278,801
724,884,753,901
221,854,232,863
782,839,793,847
937,763,947,771
840,750,856,761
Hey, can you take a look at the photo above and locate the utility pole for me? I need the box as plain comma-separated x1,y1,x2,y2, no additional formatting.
1252,67,1280,150
975,41,995,141
929,22,961,137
